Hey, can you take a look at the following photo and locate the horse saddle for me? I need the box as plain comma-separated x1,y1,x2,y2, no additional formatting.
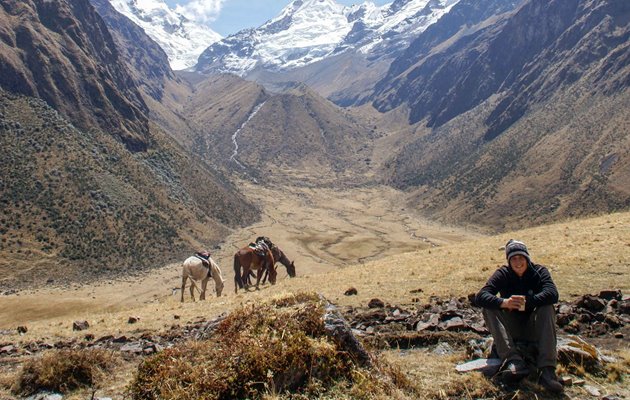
194,251,212,275
248,242,268,257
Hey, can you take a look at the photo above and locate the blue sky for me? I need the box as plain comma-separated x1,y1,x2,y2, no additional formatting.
166,0,391,36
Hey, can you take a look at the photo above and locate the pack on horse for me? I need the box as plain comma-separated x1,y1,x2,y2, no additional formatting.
233,239,276,293
181,252,225,302
249,241,296,284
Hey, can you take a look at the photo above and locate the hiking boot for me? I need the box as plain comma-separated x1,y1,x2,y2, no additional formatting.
499,358,529,384
539,367,563,393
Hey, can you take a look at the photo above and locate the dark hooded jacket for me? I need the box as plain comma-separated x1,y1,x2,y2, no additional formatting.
475,263,559,311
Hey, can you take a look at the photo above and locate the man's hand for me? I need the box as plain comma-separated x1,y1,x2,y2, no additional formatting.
500,295,526,311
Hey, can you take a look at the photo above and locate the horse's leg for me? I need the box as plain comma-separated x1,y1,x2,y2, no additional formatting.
243,266,252,290
234,255,242,294
255,267,263,290
246,270,256,286
181,273,187,303
190,278,196,301
261,267,269,284
200,278,208,300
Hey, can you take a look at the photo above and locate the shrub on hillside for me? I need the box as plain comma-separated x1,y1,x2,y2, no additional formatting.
128,292,415,399
12,349,118,396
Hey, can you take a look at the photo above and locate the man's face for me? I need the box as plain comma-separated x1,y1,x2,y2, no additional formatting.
509,254,528,277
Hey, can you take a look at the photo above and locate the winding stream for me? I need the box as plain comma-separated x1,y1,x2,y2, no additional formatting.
230,101,266,168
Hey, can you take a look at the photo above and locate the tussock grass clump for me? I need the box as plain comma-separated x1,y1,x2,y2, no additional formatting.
129,292,414,399
12,348,119,396
604,348,630,383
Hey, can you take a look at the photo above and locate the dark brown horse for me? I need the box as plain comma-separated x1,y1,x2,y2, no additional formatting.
245,244,297,285
233,246,276,293
272,245,296,277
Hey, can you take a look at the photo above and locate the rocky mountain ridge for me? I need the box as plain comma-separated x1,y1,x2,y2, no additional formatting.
379,0,630,229
107,0,221,70
0,0,258,288
195,0,459,76
90,0,176,102
0,0,150,151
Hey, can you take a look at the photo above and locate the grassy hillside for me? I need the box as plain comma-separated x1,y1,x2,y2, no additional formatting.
0,210,627,399
383,83,630,231
178,75,377,185
0,90,257,290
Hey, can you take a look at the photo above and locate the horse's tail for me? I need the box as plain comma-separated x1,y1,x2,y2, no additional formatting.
234,254,243,290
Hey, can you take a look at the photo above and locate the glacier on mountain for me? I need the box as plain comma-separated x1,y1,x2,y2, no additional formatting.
196,0,460,75
108,0,222,70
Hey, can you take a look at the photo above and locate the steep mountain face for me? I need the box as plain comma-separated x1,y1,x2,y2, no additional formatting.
182,74,376,184
90,0,175,102
371,0,525,126
380,0,630,229
89,0,207,155
483,0,630,139
0,89,257,288
195,0,459,77
379,0,523,81
0,0,149,151
0,0,257,287
107,0,221,70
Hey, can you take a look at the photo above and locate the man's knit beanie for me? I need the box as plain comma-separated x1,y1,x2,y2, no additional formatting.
505,239,530,263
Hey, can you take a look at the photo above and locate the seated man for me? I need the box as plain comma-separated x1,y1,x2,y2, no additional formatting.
475,239,563,393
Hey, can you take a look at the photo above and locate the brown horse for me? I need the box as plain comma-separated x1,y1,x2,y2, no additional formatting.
233,246,276,293
252,245,296,284
272,245,296,277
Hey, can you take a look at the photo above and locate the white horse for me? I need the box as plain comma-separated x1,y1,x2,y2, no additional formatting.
181,256,225,302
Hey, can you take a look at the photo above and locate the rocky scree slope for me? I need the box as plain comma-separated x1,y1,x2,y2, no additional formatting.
378,0,630,229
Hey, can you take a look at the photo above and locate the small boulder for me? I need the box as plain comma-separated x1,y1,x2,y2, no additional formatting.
344,287,358,296
16,326,27,334
443,317,467,331
558,304,573,314
577,295,606,312
584,385,601,397
367,298,385,308
559,376,573,386
120,343,143,354
556,313,573,327
598,289,622,301
128,316,140,324
557,336,606,373
72,320,89,331
433,342,454,355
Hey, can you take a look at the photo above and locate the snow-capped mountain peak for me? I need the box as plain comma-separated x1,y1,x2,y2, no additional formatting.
108,0,222,70
195,0,460,76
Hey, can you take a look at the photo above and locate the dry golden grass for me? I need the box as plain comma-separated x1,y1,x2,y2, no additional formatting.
11,349,119,396
1,208,627,343
127,292,414,400
381,350,499,400
0,185,628,399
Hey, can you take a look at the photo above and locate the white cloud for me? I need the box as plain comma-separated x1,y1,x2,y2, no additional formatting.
175,0,225,24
